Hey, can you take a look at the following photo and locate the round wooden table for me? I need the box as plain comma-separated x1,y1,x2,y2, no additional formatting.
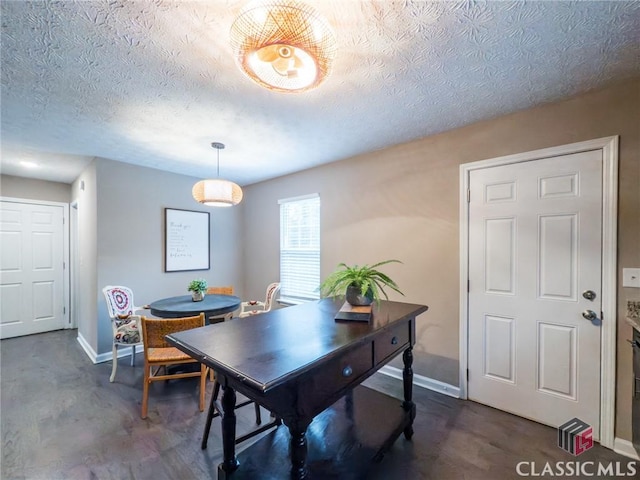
149,294,241,320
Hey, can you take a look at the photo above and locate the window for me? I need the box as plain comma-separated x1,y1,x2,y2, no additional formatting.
279,194,320,302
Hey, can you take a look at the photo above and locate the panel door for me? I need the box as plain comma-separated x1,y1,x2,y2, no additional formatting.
468,150,602,437
1,201,66,339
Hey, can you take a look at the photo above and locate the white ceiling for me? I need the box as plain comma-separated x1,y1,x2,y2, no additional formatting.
1,1,639,185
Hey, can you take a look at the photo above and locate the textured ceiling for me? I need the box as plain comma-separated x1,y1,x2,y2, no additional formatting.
1,1,639,185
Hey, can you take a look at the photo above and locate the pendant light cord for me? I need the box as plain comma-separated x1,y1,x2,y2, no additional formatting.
212,142,225,178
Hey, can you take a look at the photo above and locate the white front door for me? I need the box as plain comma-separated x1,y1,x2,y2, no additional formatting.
468,149,603,438
0,201,67,339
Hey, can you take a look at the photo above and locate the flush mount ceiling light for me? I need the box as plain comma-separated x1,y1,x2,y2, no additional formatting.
192,143,243,207
230,0,337,93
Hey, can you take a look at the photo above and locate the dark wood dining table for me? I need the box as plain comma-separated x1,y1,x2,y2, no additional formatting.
149,294,241,321
166,298,429,479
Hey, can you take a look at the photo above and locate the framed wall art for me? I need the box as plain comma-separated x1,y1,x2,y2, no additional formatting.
164,208,210,272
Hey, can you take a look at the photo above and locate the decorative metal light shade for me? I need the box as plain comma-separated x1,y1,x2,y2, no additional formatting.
192,143,243,207
230,0,337,93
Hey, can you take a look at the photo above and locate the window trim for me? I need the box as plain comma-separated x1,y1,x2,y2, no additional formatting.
278,193,320,204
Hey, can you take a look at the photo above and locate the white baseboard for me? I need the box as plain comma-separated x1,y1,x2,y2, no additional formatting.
378,367,639,460
614,437,640,460
76,333,141,364
96,344,142,364
76,332,98,364
95,349,114,364
378,365,460,398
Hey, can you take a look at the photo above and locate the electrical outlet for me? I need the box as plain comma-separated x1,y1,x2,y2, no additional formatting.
623,268,640,288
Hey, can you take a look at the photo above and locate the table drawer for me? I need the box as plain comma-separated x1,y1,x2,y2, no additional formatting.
375,321,410,364
300,342,373,410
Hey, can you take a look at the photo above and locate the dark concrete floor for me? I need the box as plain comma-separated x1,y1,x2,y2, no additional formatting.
1,329,634,479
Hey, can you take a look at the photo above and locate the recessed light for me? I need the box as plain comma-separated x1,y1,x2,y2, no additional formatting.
19,161,38,169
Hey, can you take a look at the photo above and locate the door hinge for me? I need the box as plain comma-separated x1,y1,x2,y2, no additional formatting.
63,306,66,314
467,279,470,292
466,368,469,381
63,262,66,269
467,189,471,203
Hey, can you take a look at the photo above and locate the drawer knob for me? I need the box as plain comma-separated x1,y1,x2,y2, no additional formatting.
391,336,398,345
342,366,353,377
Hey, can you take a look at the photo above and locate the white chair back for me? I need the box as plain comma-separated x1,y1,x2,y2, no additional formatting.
263,282,281,312
103,285,136,319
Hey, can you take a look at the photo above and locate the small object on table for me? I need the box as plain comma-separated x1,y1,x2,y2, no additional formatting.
334,301,372,322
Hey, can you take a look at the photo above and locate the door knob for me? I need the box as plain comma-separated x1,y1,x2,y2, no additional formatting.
582,310,598,322
627,339,640,349
582,290,596,301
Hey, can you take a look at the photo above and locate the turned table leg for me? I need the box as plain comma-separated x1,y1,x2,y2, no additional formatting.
218,385,239,476
402,347,416,440
290,428,308,479
283,418,311,480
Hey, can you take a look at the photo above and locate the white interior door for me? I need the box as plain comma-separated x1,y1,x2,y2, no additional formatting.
0,201,66,339
468,149,603,438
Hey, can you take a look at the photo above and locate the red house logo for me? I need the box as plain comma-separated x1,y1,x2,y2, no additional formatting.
557,418,593,456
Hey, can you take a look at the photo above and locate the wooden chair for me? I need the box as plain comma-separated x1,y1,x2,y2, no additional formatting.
239,283,281,318
102,285,149,383
206,285,234,296
205,285,235,379
140,313,207,419
198,286,277,447
206,285,236,323
200,377,278,450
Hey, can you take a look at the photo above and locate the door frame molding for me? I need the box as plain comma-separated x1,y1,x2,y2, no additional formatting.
0,196,71,330
70,199,79,330
458,136,618,449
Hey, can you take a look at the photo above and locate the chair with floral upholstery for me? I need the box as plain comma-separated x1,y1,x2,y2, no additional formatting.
102,285,148,383
238,282,281,318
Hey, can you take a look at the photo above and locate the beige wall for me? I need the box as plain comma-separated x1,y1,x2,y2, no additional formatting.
242,78,640,442
0,174,71,202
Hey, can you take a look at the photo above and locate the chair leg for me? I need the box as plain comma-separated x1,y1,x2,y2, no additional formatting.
201,379,220,450
141,364,150,419
110,344,118,383
213,379,221,403
254,402,262,425
130,345,136,366
199,364,206,412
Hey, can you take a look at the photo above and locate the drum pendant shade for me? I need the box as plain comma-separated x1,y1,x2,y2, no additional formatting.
192,143,243,207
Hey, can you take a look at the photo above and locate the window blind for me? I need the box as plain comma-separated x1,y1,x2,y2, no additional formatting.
279,195,320,302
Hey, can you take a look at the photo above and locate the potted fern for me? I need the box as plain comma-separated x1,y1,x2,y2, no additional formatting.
320,260,404,306
188,279,208,302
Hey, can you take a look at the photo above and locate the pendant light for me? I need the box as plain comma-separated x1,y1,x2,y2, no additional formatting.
230,0,337,93
192,143,243,207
